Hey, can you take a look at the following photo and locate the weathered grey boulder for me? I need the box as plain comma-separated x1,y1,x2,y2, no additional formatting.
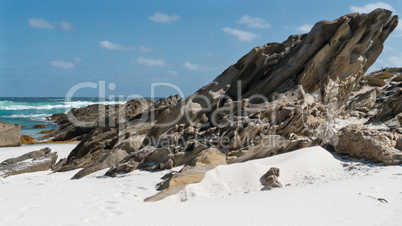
260,167,282,189
1,147,51,165
53,127,119,174
369,89,402,133
71,148,128,179
349,88,378,112
0,147,58,177
0,121,21,147
335,124,402,165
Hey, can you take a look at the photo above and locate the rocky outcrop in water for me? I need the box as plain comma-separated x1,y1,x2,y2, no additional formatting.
0,121,21,147
32,123,47,129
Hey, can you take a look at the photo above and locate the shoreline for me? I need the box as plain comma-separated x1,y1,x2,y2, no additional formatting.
1,145,401,225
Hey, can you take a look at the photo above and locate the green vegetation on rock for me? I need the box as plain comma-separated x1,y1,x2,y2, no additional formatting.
363,76,386,87
392,75,402,82
375,72,393,79
387,67,402,73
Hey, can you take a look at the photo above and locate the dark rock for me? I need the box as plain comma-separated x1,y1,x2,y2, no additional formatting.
32,123,46,129
349,88,377,112
260,167,282,188
49,113,69,124
43,98,153,141
53,127,119,173
52,96,180,178
105,159,139,177
0,147,58,178
369,89,402,133
71,148,128,179
378,198,388,203
1,147,51,165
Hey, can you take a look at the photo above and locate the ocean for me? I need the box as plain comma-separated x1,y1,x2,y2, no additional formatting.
0,97,123,139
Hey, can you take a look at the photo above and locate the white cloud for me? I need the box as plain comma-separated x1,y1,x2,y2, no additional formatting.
59,21,74,30
388,54,402,66
350,2,394,13
50,60,75,69
196,53,214,57
28,18,75,31
236,15,271,28
99,40,135,51
222,27,260,42
139,46,153,53
28,18,55,29
135,56,166,67
167,70,178,75
184,61,201,70
297,24,313,33
149,12,180,23
183,61,214,71
73,58,82,62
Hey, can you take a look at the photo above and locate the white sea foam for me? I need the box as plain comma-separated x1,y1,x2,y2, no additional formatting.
0,101,126,111
4,113,50,121
0,100,14,105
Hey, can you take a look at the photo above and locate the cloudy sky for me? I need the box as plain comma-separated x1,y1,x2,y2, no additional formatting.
1,0,401,97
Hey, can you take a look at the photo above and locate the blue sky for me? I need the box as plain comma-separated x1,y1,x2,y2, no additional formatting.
1,0,401,97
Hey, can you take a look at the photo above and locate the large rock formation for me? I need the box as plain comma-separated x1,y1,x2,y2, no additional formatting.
144,9,398,142
0,147,58,177
0,121,21,147
52,95,181,179
335,124,402,165
44,98,153,141
52,8,399,192
110,9,398,177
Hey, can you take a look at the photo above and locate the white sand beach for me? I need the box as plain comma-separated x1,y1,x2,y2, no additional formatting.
1,143,401,225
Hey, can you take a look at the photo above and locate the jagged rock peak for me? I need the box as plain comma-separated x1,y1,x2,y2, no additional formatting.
145,8,398,143
226,8,398,103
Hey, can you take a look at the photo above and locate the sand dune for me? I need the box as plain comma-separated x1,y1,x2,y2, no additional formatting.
1,144,401,225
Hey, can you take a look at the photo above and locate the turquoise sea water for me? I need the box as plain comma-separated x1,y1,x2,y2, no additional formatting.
0,97,122,139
